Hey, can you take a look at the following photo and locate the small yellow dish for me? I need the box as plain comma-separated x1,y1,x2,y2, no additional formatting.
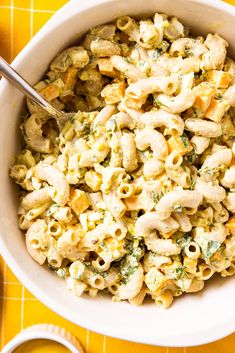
1,324,84,353
13,339,71,353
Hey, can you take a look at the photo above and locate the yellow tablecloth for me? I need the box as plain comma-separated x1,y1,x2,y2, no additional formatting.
1,1,235,352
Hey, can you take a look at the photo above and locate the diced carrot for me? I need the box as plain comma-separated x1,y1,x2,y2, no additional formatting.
124,195,144,211
230,157,235,166
167,135,192,156
193,83,215,113
207,70,232,88
97,58,118,78
40,84,60,101
68,188,90,216
62,66,78,89
226,217,235,236
101,81,126,104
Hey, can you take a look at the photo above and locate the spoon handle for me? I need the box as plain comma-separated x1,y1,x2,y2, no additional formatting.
0,56,64,120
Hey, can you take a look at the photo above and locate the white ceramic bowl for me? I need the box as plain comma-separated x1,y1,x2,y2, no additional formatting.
0,0,235,347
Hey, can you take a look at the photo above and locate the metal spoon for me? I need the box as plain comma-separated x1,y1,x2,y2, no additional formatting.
0,56,72,127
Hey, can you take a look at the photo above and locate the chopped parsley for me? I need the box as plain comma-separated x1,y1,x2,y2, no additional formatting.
173,204,183,212
150,49,161,61
150,190,159,204
153,97,168,108
184,45,194,57
121,264,138,285
166,265,189,280
176,233,192,249
106,118,116,132
203,240,221,260
84,262,108,278
201,70,208,80
180,134,190,148
120,240,144,284
190,175,196,190
186,149,197,164
215,93,223,101
175,266,188,278
150,41,170,61
139,60,147,68
150,190,163,204
83,124,91,136
194,70,208,81
157,40,170,53
124,240,144,260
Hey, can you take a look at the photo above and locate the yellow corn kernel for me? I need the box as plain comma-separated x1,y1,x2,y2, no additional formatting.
101,81,126,104
97,58,118,77
40,84,60,101
167,135,192,156
205,98,230,122
97,141,106,151
85,170,102,192
68,188,90,216
87,221,96,230
207,70,232,88
226,217,235,236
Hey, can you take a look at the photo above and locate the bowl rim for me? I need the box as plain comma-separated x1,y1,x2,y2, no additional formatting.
0,0,235,347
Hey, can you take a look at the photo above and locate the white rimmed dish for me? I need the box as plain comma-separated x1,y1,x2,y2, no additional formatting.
0,0,235,347
1,324,84,353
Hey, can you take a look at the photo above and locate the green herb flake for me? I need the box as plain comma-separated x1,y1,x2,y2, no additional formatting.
150,190,164,205
150,49,161,61
215,93,223,101
150,191,159,204
139,60,147,68
100,240,108,251
175,266,188,278
190,176,196,190
176,233,192,248
121,264,138,285
153,97,168,108
203,240,221,260
158,40,170,54
200,70,208,80
173,204,183,212
85,262,108,278
187,149,197,164
180,134,189,148
184,45,194,57
106,118,116,132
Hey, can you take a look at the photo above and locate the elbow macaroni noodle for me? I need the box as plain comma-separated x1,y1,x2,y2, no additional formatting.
10,13,235,308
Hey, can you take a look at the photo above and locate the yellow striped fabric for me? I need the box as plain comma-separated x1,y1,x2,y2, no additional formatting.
0,1,235,352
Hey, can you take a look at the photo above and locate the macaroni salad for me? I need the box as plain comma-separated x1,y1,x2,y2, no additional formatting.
10,13,235,308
